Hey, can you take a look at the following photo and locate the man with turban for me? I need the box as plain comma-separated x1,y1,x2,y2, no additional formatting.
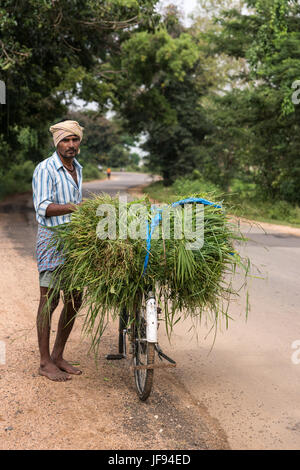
32,120,84,381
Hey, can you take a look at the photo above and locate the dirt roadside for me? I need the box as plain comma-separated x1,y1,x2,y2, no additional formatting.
0,192,229,450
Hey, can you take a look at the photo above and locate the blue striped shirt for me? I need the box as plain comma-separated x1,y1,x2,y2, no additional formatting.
32,151,83,227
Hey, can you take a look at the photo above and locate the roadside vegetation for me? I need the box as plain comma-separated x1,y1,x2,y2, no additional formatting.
1,0,299,227
144,172,300,227
0,158,104,200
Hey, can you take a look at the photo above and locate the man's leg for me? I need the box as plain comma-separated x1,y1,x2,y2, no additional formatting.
51,290,83,375
37,286,72,381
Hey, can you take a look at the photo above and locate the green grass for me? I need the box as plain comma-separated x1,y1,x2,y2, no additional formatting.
45,192,251,353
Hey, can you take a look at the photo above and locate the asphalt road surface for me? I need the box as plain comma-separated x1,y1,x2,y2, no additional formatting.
82,171,155,198
1,171,300,450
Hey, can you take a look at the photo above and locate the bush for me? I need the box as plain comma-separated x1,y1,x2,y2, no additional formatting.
172,176,221,196
145,176,300,226
0,160,35,200
267,200,292,221
191,169,202,180
82,163,103,182
230,179,257,200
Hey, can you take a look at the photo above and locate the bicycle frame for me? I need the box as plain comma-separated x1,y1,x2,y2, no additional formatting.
106,288,176,401
145,291,158,343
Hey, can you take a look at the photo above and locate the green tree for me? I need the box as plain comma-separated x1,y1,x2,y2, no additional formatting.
109,8,213,184
0,0,159,175
66,110,124,164
129,152,140,167
108,144,130,167
200,0,300,202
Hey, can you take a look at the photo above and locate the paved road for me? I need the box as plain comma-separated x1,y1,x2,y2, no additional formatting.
82,171,155,198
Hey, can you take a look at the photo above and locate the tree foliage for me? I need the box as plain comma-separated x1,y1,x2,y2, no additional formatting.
0,0,159,171
197,0,300,202
107,8,214,184
1,0,300,206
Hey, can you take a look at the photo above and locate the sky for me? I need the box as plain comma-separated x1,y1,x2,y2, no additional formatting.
158,0,199,25
181,0,198,15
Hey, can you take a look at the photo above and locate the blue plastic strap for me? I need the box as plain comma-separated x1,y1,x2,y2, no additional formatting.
171,197,222,209
142,197,222,276
143,205,163,275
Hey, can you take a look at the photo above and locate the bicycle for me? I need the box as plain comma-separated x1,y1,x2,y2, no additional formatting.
105,197,222,400
106,287,176,401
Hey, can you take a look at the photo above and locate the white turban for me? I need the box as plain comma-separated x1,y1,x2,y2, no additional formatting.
49,120,84,147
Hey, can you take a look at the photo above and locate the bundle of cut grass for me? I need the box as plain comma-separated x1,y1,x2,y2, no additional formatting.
46,192,250,351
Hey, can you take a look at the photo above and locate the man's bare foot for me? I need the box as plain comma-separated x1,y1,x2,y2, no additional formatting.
52,357,82,375
38,361,72,382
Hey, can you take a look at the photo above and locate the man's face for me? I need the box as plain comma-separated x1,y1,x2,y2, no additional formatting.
57,135,80,159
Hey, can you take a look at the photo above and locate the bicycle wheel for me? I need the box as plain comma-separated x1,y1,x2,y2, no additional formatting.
133,304,155,401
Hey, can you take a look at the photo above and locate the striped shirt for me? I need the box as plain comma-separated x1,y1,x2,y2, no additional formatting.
32,151,83,227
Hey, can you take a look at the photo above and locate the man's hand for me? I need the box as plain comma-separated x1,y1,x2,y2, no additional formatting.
69,202,83,211
46,202,82,217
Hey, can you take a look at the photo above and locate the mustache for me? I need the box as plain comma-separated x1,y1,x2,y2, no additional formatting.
63,153,76,158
